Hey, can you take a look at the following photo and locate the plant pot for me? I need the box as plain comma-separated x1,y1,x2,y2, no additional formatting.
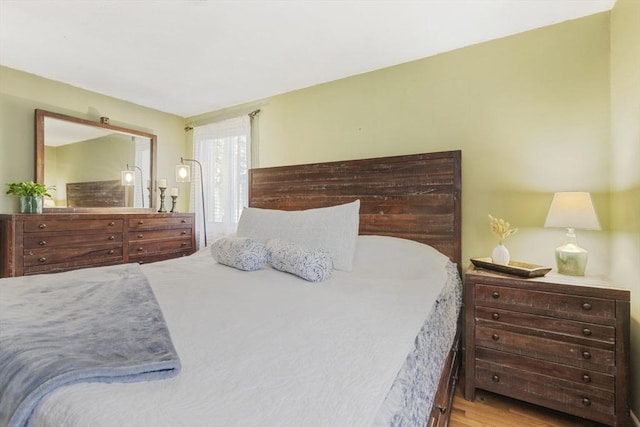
491,244,510,265
19,196,43,214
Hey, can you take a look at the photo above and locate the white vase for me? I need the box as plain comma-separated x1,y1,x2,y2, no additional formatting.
492,244,510,265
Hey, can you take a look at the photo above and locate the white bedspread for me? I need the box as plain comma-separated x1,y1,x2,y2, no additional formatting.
26,236,450,427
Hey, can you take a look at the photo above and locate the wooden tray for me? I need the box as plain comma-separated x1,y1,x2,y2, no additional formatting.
470,257,551,278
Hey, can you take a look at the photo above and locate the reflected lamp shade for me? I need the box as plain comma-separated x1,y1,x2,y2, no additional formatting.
121,170,135,186
544,192,601,276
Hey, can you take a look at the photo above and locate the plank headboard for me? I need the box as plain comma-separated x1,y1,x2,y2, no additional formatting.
248,150,462,268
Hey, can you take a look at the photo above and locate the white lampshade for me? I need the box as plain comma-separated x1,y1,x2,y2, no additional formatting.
544,192,601,230
121,170,135,186
176,164,191,183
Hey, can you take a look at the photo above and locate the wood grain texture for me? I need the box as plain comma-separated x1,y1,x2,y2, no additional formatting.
249,150,462,268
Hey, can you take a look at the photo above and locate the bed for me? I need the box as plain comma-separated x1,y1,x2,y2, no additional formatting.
0,150,462,427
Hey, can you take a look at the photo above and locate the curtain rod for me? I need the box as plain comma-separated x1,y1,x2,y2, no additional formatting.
184,109,261,132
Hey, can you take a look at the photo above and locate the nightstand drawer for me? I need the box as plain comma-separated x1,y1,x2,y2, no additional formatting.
476,326,615,372
475,283,615,323
475,306,615,345
476,360,615,425
476,347,614,391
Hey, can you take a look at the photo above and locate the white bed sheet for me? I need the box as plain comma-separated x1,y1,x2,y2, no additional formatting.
27,236,451,427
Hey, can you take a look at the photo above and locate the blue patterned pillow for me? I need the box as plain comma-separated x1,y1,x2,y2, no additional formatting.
267,239,333,282
210,237,268,271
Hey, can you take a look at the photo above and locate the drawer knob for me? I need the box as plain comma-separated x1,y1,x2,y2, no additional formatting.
436,405,447,414
138,220,144,225
180,231,187,235
582,302,592,311
492,333,499,341
492,313,500,320
582,328,592,336
492,375,500,383
582,351,591,360
38,257,47,263
38,223,46,229
582,374,591,383
181,242,187,247
109,221,115,226
38,240,47,246
137,247,144,252
137,234,144,239
108,235,115,241
107,249,114,255
492,291,500,299
181,219,187,223
582,397,591,407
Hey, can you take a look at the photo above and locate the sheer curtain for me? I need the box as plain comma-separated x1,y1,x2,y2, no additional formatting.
191,115,251,248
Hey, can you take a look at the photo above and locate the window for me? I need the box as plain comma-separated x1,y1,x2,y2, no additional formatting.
191,115,251,248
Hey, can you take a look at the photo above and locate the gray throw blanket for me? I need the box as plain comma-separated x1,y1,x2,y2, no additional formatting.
0,263,181,427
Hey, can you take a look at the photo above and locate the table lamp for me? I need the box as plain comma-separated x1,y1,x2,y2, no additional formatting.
544,192,601,276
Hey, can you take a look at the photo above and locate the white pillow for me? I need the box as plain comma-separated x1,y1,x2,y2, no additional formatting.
267,239,333,282
210,236,268,271
237,200,360,271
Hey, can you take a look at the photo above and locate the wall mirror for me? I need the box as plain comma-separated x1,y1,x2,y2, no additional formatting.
35,109,157,211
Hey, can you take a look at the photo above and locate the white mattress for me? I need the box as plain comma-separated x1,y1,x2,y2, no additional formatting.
26,236,457,427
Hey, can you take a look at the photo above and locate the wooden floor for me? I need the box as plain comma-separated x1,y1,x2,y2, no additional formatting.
449,375,607,427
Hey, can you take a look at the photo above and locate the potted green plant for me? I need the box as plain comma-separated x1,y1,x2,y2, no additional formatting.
5,181,55,214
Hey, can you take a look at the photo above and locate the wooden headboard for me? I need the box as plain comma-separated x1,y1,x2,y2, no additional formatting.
66,180,127,208
248,150,462,267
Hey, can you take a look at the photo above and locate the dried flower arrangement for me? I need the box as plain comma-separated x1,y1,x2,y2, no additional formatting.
488,214,518,245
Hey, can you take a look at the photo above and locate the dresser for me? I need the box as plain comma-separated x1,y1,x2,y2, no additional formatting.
464,267,630,426
0,212,195,277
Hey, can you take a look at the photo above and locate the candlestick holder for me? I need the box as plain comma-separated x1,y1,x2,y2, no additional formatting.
158,187,167,213
170,195,178,213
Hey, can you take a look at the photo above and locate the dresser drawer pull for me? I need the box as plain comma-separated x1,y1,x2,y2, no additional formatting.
108,221,115,226
137,247,144,252
492,375,500,383
582,351,591,360
492,313,500,320
582,374,591,383
108,235,115,241
492,333,499,341
38,257,47,263
137,234,144,238
582,397,591,407
181,242,187,247
107,250,114,255
180,231,187,235
436,405,447,414
582,328,592,336
492,291,500,299
138,220,144,225
38,223,46,229
38,240,47,246
181,219,187,223
582,302,592,311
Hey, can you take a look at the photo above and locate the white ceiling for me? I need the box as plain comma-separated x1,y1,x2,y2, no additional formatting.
0,0,616,118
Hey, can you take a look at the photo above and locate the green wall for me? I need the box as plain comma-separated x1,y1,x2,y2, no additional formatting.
0,66,189,212
610,0,640,416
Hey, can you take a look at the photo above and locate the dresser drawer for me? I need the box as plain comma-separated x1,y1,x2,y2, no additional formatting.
128,228,192,242
475,283,615,323
476,325,615,372
23,219,124,233
476,347,614,392
128,216,192,230
129,239,192,256
475,359,615,425
476,306,615,345
24,245,123,267
24,232,123,249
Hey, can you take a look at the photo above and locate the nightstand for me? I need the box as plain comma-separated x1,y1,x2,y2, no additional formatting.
464,267,630,426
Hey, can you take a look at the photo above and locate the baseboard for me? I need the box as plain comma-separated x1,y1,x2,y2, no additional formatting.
631,409,640,427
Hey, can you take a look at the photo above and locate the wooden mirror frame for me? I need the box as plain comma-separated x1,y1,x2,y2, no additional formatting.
35,109,158,212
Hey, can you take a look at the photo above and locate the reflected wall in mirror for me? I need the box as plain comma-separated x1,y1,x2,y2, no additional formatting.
35,109,157,211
